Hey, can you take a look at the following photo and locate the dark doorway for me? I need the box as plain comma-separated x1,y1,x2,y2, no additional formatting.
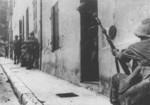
80,0,99,82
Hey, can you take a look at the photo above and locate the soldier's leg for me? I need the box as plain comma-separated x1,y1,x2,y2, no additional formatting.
26,54,33,69
34,55,39,68
119,59,131,75
118,65,142,94
17,53,20,64
110,73,127,105
18,53,21,64
119,78,150,105
16,54,19,64
14,53,17,64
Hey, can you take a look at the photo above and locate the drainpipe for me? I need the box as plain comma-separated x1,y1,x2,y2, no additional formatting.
40,0,43,70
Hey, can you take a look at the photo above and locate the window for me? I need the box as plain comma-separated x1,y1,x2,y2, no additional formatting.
51,2,59,52
33,0,37,34
26,8,29,39
19,20,22,35
22,16,24,40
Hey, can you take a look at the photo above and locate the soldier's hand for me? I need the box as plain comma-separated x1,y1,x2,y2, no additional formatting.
102,28,107,34
112,49,120,58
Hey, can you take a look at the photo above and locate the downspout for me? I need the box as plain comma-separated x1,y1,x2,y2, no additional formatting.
40,0,43,70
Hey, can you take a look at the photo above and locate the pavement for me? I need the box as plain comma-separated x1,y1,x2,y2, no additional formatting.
0,57,112,105
0,63,20,105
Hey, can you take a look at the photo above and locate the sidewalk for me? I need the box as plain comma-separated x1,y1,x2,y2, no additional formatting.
0,57,112,105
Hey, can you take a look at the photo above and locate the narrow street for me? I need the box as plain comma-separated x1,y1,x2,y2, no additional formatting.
0,65,20,105
0,58,111,105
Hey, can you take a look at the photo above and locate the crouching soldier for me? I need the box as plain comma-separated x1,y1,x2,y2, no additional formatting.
110,18,150,105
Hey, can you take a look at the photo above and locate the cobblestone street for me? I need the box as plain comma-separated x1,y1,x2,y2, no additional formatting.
0,66,20,105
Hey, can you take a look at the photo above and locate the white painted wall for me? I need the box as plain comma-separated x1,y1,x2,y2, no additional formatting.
12,0,150,95
12,0,36,39
42,0,81,83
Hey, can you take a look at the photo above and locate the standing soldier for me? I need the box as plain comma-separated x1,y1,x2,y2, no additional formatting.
33,37,39,68
27,32,39,69
18,35,23,61
13,35,20,64
110,18,150,105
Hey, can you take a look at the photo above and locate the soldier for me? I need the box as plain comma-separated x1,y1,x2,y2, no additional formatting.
110,18,150,105
20,41,27,67
27,32,39,69
17,35,22,62
13,35,21,64
33,38,39,68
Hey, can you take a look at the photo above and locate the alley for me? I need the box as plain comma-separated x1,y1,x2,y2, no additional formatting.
0,65,20,105
4,0,150,105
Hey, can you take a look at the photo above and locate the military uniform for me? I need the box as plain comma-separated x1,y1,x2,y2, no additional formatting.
20,41,31,67
33,39,39,68
110,18,150,105
5,43,8,58
30,37,39,68
25,32,39,69
26,40,34,69
14,36,21,64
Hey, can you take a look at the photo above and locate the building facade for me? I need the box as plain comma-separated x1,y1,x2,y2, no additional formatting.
9,0,150,96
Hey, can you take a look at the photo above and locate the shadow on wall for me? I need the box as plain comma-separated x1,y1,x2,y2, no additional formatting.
42,48,56,75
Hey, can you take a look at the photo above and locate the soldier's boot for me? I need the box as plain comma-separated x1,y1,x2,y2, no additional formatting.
110,75,120,105
16,57,19,64
14,55,17,64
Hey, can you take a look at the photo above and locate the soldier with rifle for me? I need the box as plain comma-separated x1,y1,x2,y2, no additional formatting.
94,14,150,104
107,18,150,105
77,2,150,104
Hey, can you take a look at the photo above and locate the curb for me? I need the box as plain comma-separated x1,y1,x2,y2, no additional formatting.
0,64,43,105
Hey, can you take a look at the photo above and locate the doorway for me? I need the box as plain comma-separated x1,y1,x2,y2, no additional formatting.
80,0,99,82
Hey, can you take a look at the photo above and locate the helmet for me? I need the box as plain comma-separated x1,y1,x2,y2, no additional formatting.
15,35,18,39
135,18,150,38
30,31,34,36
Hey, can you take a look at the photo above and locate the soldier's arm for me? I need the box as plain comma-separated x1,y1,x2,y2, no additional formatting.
113,49,131,61
113,49,132,75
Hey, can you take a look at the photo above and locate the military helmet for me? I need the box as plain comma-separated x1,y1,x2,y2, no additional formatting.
15,35,18,39
135,18,150,38
30,31,34,36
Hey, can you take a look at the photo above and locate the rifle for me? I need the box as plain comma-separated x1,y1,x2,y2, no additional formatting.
95,16,120,73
